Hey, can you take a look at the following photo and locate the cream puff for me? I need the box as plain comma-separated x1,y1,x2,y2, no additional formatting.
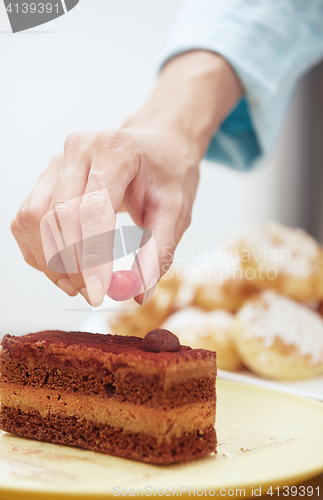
162,306,243,371
232,290,323,380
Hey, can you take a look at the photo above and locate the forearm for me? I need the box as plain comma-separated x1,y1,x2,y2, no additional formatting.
123,50,243,160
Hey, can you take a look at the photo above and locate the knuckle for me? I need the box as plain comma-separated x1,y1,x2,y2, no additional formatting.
183,208,192,229
95,129,140,160
185,214,192,229
79,191,106,221
168,192,192,229
64,132,90,159
161,244,175,275
96,129,124,149
16,201,40,230
83,247,111,271
49,152,64,170
59,251,80,274
86,170,107,190
49,152,64,168
53,152,63,163
162,243,175,262
63,259,79,275
40,153,63,180
83,249,101,267
23,251,36,267
165,194,184,216
64,132,83,150
83,248,101,259
93,129,141,182
10,217,20,237
47,201,71,230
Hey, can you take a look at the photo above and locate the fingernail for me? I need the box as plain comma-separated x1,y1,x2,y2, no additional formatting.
56,278,78,296
141,276,158,306
92,299,104,308
80,287,102,307
85,275,105,305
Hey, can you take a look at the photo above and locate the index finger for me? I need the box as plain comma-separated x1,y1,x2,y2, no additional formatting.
80,130,141,305
79,188,115,306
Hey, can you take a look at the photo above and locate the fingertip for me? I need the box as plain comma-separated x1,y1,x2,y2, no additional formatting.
85,275,105,304
80,287,102,307
56,278,78,296
80,287,91,304
137,275,158,307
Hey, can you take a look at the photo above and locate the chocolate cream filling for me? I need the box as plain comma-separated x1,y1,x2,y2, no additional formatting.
1,383,215,440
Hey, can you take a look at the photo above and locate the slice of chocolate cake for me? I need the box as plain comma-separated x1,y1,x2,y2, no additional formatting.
0,329,216,464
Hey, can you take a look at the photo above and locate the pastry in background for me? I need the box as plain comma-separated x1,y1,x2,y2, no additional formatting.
193,251,256,313
108,271,180,337
162,306,243,371
232,290,323,380
238,221,323,302
172,273,197,310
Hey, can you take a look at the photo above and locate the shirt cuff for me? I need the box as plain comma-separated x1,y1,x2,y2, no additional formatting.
160,0,323,170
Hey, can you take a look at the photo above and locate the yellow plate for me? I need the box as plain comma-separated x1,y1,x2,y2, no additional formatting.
0,379,323,500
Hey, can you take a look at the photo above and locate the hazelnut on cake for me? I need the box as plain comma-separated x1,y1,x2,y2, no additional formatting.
0,329,217,464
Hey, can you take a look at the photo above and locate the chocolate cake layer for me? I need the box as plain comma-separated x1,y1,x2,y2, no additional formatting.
1,359,215,408
1,405,216,464
1,383,215,437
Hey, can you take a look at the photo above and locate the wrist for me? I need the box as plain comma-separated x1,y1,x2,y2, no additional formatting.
123,51,242,160
122,121,201,169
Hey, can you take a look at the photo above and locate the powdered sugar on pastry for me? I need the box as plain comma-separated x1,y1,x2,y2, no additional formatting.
162,307,234,344
198,249,244,284
240,221,321,279
238,291,323,364
162,307,241,371
173,277,198,309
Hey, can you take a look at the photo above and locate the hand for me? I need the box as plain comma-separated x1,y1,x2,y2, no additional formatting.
11,125,199,306
11,51,241,306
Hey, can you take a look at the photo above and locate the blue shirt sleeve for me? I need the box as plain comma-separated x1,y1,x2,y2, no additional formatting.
160,0,323,170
